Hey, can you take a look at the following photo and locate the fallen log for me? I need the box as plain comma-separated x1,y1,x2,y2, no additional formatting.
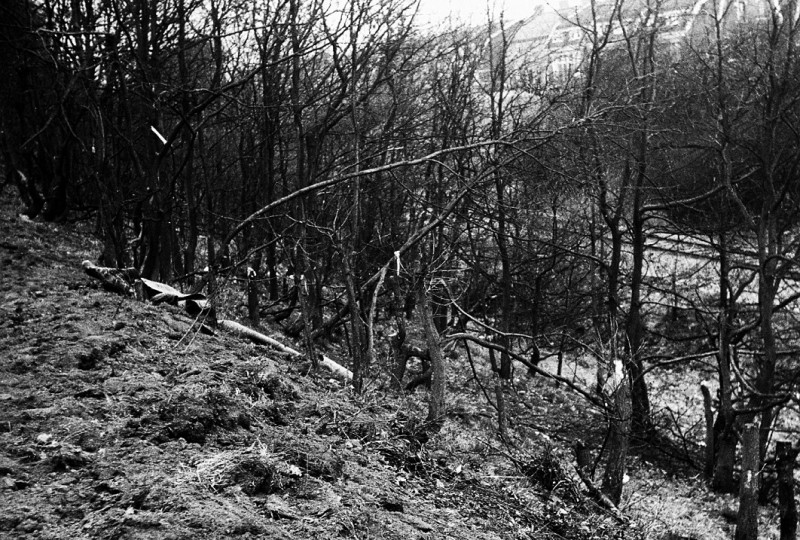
219,320,352,380
82,260,140,296
81,261,346,378
82,261,215,324
160,309,215,337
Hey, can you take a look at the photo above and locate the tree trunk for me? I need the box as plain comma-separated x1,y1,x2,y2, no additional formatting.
492,167,512,439
601,357,632,506
700,382,715,479
343,252,366,393
365,267,387,384
495,180,513,382
183,164,199,286
260,24,280,303
390,276,409,389
735,422,760,540
287,0,320,348
203,150,218,301
177,0,198,286
266,241,279,301
419,284,445,432
713,419,738,494
777,441,798,540
247,250,262,327
713,232,737,493
626,219,652,438
754,226,778,461
530,274,543,377
494,377,508,442
97,187,128,268
42,143,70,221
627,147,652,440
297,268,318,370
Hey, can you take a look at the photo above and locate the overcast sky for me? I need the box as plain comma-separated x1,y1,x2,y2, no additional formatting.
416,0,539,26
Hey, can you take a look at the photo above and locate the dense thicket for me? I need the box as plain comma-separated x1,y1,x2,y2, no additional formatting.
3,0,800,533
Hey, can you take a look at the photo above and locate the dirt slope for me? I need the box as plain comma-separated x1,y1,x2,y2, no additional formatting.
0,191,636,540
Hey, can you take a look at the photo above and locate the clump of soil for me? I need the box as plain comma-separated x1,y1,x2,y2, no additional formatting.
185,449,297,495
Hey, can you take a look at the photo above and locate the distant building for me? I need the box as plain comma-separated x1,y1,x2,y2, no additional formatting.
481,0,779,90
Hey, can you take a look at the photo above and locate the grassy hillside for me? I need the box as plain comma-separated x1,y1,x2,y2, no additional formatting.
0,190,781,539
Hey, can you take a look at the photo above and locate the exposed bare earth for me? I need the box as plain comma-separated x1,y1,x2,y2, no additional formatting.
0,191,630,539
